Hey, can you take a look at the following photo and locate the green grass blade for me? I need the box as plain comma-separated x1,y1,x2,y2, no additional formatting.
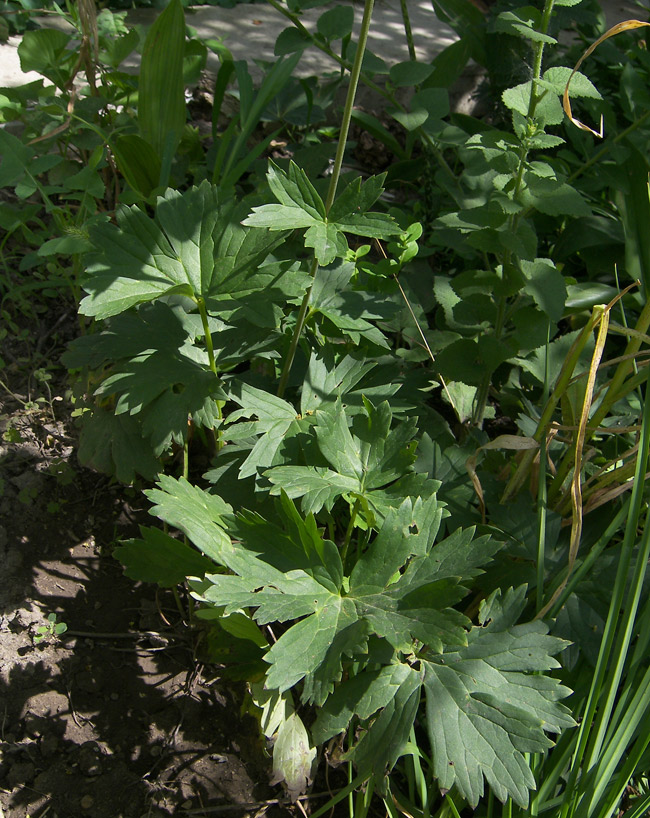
614,147,650,298
559,363,650,817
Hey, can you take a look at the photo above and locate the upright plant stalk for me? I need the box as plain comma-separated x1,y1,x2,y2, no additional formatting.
277,0,375,397
197,296,224,450
536,322,551,614
472,0,556,426
399,0,416,61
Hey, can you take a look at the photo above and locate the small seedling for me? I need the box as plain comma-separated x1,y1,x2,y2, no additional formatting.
33,613,68,645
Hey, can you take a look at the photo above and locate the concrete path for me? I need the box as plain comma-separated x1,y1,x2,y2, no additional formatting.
0,0,456,87
0,0,642,88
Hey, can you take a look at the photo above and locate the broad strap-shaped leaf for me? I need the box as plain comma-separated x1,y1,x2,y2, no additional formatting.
80,182,286,319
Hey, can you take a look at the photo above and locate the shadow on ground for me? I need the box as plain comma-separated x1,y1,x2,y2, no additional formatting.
0,400,279,818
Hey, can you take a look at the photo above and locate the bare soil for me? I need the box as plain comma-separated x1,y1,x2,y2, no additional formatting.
0,331,291,818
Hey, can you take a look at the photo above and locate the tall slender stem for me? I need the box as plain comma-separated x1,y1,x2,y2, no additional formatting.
473,0,556,427
324,0,375,214
197,296,223,451
277,259,317,398
277,0,375,397
399,0,416,61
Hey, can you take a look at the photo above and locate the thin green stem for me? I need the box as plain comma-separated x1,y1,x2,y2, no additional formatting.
341,497,362,569
172,586,186,620
197,297,217,377
446,796,462,818
399,0,416,61
277,0,375,397
535,320,551,613
277,259,317,398
264,0,389,101
197,296,223,451
324,0,375,214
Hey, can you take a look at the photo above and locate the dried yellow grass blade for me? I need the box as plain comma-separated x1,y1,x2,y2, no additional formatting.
564,19,650,137
537,304,610,620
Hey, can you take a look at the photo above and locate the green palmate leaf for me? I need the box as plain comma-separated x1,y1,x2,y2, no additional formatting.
182,488,572,801
63,302,199,369
96,342,223,454
312,663,415,743
80,182,287,319
242,204,317,230
262,467,358,514
346,664,423,777
311,586,573,804
268,160,326,220
328,174,386,222
334,212,400,240
66,303,224,454
192,494,488,704
304,222,348,265
115,526,215,587
422,587,575,808
77,407,161,483
226,382,300,479
300,349,376,416
265,397,422,515
146,475,233,564
244,163,398,264
310,260,395,348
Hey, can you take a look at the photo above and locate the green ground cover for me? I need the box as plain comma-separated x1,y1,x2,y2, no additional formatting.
2,0,650,814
